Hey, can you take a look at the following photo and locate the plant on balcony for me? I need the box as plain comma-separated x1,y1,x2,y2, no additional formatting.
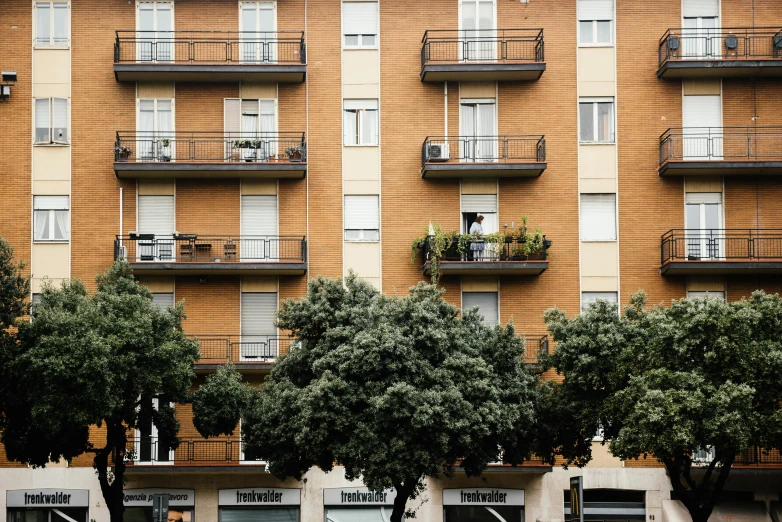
410,224,454,284
158,138,171,162
114,144,132,162
285,144,304,161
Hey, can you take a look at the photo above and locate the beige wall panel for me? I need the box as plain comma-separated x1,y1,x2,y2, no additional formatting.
31,243,69,280
241,179,277,195
589,442,623,468
580,178,616,194
343,242,381,279
461,178,497,195
579,144,616,179
33,180,70,195
33,49,70,85
686,276,725,292
685,176,722,193
137,82,175,99
240,82,276,99
32,83,70,99
31,277,65,293
362,277,381,290
581,242,618,277
137,276,175,293
33,147,70,181
343,50,380,86
579,81,616,97
343,179,380,195
460,81,496,99
343,83,380,99
343,146,380,180
241,276,279,293
138,179,175,195
683,79,721,96
581,276,619,292
578,48,615,96
461,276,498,292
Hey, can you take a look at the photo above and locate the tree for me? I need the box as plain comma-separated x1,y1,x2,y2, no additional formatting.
1,261,200,522
241,274,540,522
541,292,782,522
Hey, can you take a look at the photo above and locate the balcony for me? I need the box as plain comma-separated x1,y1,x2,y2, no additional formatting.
660,229,782,275
659,127,782,176
658,27,782,79
522,335,549,371
115,235,307,275
421,136,546,179
189,334,293,371
113,30,306,82
114,131,307,179
124,437,265,472
421,235,551,276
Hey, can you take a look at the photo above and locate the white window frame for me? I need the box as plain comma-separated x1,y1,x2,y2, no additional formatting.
239,1,278,63
342,1,379,49
581,291,618,311
136,98,176,161
578,20,613,46
33,196,70,242
133,397,174,466
579,97,614,144
239,419,266,465
343,99,379,146
135,1,175,62
34,98,69,145
686,290,725,301
580,193,617,242
344,195,380,242
34,1,70,48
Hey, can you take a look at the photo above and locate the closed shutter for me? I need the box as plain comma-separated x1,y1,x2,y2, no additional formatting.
220,509,297,522
344,195,379,231
685,192,722,204
241,195,277,236
138,195,174,235
343,2,378,36
682,95,721,128
577,0,613,20
683,0,719,17
33,195,69,210
241,292,277,337
344,99,378,110
580,194,616,241
224,99,241,137
460,194,497,213
462,292,499,326
151,292,174,310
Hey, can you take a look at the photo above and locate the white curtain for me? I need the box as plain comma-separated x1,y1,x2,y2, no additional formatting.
259,3,275,61
343,110,357,145
156,3,173,61
157,100,172,158
35,99,50,143
34,211,49,241
54,210,69,240
260,100,275,157
460,104,475,160
477,102,496,160
241,3,258,62
138,100,154,160
361,110,378,145
137,3,154,61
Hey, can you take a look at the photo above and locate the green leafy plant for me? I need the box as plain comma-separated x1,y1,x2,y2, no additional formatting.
410,224,454,284
522,227,545,256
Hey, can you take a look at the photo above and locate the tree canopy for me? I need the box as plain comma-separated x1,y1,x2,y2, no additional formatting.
1,261,200,522
240,274,540,522
541,292,782,522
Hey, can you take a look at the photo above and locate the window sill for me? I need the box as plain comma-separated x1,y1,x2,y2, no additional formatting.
577,43,614,48
580,239,617,243
33,240,69,244
34,143,70,147
34,45,70,50
343,144,380,148
342,46,379,51
344,239,380,243
579,141,615,146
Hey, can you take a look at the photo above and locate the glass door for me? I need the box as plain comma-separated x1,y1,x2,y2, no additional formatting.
682,94,721,161
137,2,173,62
135,397,173,464
460,0,496,61
460,101,497,162
241,2,277,63
241,195,278,261
137,99,174,162
685,194,723,260
238,99,276,161
683,16,718,59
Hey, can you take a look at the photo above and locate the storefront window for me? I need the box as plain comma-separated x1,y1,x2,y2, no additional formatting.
444,506,523,522
325,507,396,522
8,509,87,522
123,507,193,522
219,508,298,522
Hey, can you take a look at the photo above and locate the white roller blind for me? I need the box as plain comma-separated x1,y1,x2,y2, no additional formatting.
241,292,278,337
224,99,241,136
343,2,379,36
580,193,616,241
685,192,722,204
151,292,174,310
460,194,497,213
241,195,277,236
344,195,379,230
33,195,69,210
138,195,175,235
462,292,499,326
344,99,378,110
578,0,613,20
683,0,719,17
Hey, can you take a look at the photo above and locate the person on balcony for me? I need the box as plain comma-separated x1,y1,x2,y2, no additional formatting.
469,215,485,261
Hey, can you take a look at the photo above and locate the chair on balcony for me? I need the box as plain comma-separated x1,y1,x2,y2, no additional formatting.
180,242,194,260
224,241,237,260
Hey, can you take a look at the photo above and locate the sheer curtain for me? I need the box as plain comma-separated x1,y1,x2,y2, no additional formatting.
361,110,378,145
259,2,276,62
241,3,258,62
157,100,172,159
54,210,69,240
156,3,173,61
459,104,475,161
137,3,154,61
36,3,51,46
242,100,259,160
53,3,68,45
138,100,154,160
260,100,275,157
343,110,357,145
477,102,496,161
34,211,49,241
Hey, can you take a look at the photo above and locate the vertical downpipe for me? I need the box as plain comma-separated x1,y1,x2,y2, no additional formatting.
119,187,123,254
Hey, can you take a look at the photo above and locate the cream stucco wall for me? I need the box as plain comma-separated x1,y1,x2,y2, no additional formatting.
578,47,616,97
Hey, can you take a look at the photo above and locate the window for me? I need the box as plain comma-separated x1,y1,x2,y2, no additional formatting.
579,98,614,143
344,195,379,241
462,292,499,326
577,0,613,45
240,2,276,62
581,291,618,311
136,2,173,62
342,2,378,48
343,99,379,145
580,194,616,241
33,196,69,241
687,290,725,301
151,292,174,310
35,98,68,144
30,293,42,318
35,2,69,47
241,292,278,360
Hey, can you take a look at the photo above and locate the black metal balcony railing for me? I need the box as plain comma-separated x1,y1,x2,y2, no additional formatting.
188,334,293,362
125,437,263,465
422,136,545,165
115,235,307,264
658,27,782,66
735,446,782,466
522,335,549,365
421,29,544,67
422,235,550,263
114,30,306,64
661,229,782,264
659,127,782,165
115,131,307,163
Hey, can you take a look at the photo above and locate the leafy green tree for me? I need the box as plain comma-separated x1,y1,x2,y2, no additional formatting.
191,362,252,438
241,274,540,522
1,261,200,522
541,292,782,522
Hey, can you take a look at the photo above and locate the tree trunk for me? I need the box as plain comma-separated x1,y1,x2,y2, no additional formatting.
390,479,419,522
94,420,128,522
663,454,735,522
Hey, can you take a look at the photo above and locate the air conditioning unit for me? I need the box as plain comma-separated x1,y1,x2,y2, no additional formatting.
427,142,450,162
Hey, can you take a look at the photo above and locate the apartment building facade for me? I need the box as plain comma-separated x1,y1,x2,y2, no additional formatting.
1,0,781,520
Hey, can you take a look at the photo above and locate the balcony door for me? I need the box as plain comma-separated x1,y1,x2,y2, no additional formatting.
682,0,719,59
240,292,278,361
685,192,723,260
460,99,497,162
461,193,499,260
135,396,173,464
240,1,277,63
459,0,496,61
137,195,175,261
224,98,277,161
137,99,175,161
682,94,721,160
136,1,174,62
241,194,278,261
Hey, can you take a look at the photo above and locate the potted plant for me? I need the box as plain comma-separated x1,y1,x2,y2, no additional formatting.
159,138,171,162
115,145,132,162
286,145,304,162
517,215,529,243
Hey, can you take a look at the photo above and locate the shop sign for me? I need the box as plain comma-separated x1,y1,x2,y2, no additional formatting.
218,488,301,506
7,489,89,508
323,488,396,506
123,489,195,507
443,488,524,506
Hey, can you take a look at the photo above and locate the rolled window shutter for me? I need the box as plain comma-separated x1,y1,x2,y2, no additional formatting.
343,2,378,36
685,192,722,204
577,0,613,20
683,0,719,17
344,195,379,230
462,292,499,326
151,292,174,310
241,195,277,236
460,194,498,213
580,194,616,241
344,99,378,110
241,292,278,337
224,99,241,137
33,195,69,210
138,195,175,235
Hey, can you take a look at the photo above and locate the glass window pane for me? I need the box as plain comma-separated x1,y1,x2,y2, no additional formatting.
596,20,611,43
360,109,378,145
53,3,68,45
704,203,721,231
579,21,593,44
345,35,359,46
362,34,376,46
53,209,69,240
34,210,50,240
35,99,50,143
597,102,613,142
578,103,594,142
343,109,357,145
52,98,68,143
462,292,499,326
36,3,51,45
581,291,618,311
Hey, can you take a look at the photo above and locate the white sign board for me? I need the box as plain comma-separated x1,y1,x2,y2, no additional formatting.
323,488,396,506
218,488,301,506
123,489,195,507
7,489,89,508
443,488,525,506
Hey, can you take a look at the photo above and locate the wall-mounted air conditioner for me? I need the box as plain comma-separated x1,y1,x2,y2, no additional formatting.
427,142,450,162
